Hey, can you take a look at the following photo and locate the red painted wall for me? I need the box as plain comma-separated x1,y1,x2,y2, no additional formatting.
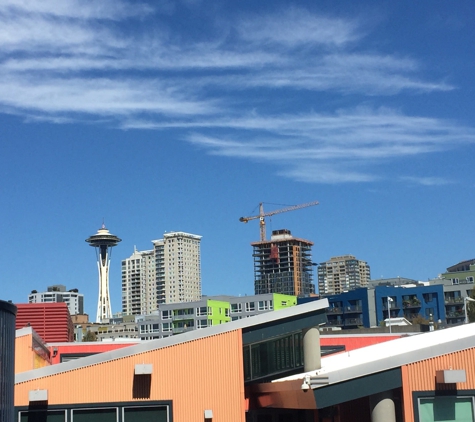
48,342,138,364
15,303,74,343
321,334,404,353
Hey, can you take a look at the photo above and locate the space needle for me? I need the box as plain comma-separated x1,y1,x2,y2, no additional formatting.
86,224,121,322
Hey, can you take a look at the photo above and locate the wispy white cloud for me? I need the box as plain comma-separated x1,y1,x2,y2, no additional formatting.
0,1,469,184
0,75,217,116
399,176,453,186
179,108,475,183
0,0,152,20
236,7,361,48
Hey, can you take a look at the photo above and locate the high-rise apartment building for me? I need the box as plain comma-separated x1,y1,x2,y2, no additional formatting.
251,229,315,296
122,232,202,315
121,248,156,315
153,232,202,304
318,255,370,295
28,285,84,315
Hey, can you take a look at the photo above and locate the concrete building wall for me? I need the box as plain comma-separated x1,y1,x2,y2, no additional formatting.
251,229,315,297
121,248,156,315
318,255,370,296
28,286,84,316
122,232,202,314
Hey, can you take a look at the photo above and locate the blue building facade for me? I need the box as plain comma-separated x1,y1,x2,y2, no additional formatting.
301,284,446,328
374,284,445,325
324,288,371,328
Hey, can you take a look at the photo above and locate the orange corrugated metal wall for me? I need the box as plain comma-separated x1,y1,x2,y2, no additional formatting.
16,329,246,421
402,347,475,422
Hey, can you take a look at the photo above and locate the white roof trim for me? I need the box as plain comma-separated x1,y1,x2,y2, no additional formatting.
275,323,475,386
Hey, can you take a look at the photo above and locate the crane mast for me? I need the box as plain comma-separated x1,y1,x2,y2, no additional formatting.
239,200,319,241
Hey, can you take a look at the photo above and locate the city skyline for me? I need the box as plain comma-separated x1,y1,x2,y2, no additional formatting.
1,1,475,318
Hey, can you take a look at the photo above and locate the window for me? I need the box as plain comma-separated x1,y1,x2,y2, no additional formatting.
123,405,168,421
246,302,255,312
231,303,242,313
72,407,118,422
419,396,474,422
258,300,273,311
162,310,171,319
19,410,66,422
196,306,208,316
197,319,208,329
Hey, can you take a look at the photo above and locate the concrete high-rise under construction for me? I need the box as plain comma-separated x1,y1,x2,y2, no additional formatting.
251,229,315,296
122,231,202,315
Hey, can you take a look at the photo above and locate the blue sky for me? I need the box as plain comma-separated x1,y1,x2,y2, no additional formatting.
1,0,475,318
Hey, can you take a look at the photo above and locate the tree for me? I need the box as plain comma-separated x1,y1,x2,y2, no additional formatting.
82,330,97,342
467,289,475,323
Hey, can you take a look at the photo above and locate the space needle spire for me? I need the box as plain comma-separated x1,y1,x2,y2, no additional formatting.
86,224,121,322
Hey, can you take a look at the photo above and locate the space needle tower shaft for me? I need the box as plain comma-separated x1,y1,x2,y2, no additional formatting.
86,225,121,323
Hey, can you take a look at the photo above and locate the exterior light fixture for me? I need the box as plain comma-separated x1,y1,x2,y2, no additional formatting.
387,297,394,334
301,375,311,391
301,374,329,391
134,364,153,375
29,389,48,402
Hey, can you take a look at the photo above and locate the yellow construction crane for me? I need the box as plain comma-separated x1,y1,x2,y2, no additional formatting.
239,201,319,242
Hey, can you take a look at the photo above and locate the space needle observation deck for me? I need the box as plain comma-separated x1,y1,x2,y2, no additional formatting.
86,224,121,323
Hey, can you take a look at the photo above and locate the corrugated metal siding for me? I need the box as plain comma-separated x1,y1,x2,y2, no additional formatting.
15,333,33,374
16,303,73,342
1,300,17,422
402,347,475,422
16,329,246,421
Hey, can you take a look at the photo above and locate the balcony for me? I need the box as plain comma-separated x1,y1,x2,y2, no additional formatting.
383,303,400,310
344,318,363,327
325,319,343,327
344,306,362,314
326,307,343,314
446,311,464,319
172,325,194,334
445,297,464,304
403,300,421,309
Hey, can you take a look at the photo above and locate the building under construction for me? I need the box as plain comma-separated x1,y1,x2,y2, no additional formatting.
251,229,316,296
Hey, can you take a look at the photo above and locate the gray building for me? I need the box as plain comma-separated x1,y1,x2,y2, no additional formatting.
28,284,84,315
136,293,297,340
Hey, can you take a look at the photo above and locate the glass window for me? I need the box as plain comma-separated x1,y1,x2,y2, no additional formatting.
231,303,242,313
419,396,474,422
72,407,118,422
19,410,66,422
123,405,168,421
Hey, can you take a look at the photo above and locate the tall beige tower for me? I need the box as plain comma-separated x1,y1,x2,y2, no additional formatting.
122,231,202,315
154,232,202,304
318,255,370,295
